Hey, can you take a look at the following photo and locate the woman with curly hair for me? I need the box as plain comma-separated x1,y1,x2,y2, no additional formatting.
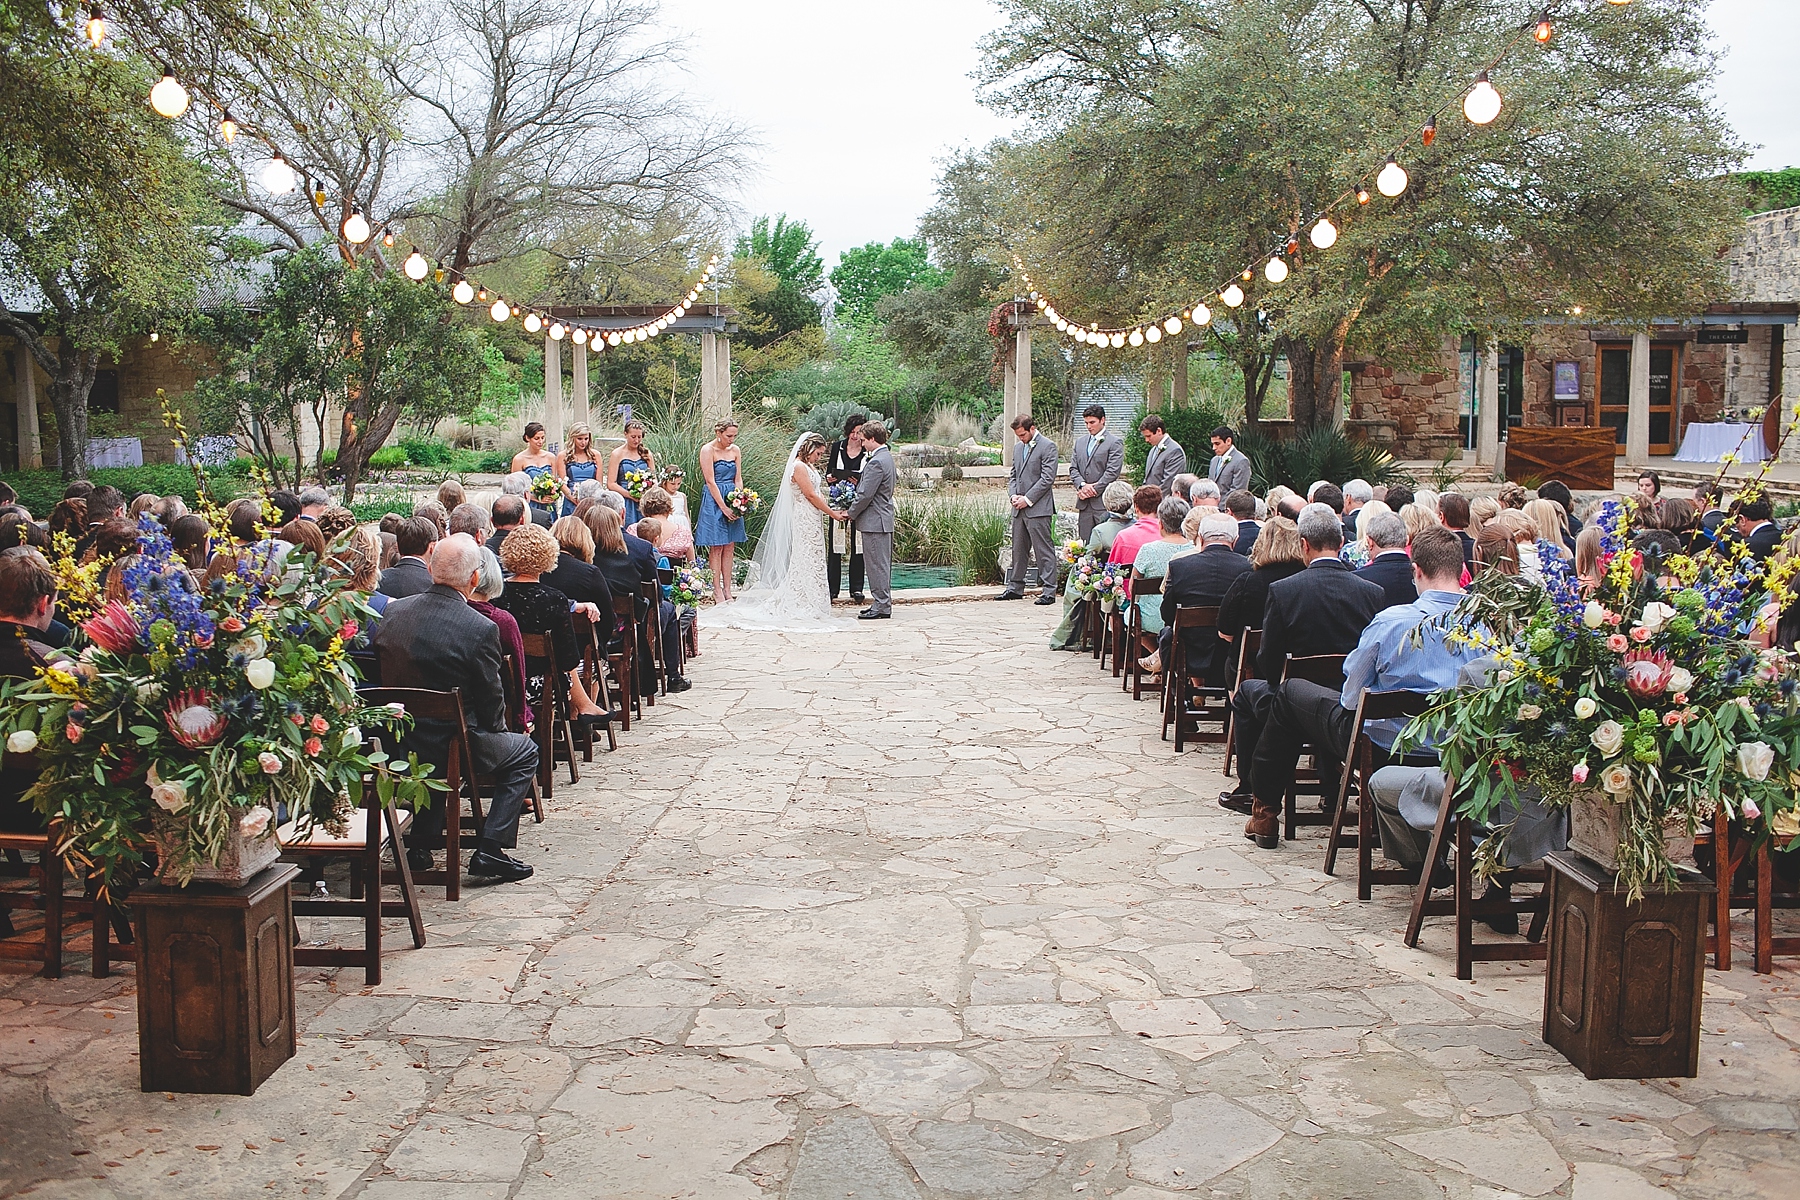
492,523,613,726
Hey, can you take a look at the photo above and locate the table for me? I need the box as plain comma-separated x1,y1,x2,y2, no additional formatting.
1674,422,1769,463
86,437,143,469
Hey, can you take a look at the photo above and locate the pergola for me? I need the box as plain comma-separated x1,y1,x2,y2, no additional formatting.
538,304,737,446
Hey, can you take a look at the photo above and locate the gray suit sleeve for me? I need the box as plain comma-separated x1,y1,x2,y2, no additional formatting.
1228,455,1251,493
847,458,881,520
1167,442,1189,481
1025,442,1057,506
1099,438,1123,491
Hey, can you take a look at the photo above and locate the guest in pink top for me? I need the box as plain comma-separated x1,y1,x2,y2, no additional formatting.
633,486,692,563
1108,485,1167,566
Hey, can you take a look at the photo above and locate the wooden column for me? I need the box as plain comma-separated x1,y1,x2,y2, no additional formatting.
13,345,42,469
543,334,563,449
1476,337,1501,470
571,337,590,429
1626,331,1651,468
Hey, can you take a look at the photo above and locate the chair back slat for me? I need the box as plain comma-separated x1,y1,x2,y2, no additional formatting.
1281,652,1347,687
1170,605,1220,633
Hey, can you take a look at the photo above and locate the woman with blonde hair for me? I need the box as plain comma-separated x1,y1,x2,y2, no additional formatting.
1521,498,1570,559
542,515,614,626
695,417,745,603
492,523,614,725
1574,526,1604,593
1345,500,1392,568
1398,503,1436,545
561,422,601,518
1468,495,1499,538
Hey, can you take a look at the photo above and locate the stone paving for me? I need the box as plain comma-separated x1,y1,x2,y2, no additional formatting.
3,602,1798,1199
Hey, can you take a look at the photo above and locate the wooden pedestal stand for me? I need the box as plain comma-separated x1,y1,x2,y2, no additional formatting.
1542,851,1712,1079
129,863,299,1096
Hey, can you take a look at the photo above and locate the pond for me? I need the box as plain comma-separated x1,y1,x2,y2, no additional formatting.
892,563,964,590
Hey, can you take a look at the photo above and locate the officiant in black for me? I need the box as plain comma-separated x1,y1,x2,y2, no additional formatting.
826,412,868,604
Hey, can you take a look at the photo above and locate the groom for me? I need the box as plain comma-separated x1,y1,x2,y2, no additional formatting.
848,421,896,620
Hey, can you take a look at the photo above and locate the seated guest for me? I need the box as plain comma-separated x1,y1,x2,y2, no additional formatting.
317,506,359,542
379,512,405,539
1574,526,1603,592
1224,489,1259,554
1169,474,1200,507
75,486,125,558
1149,512,1252,682
492,523,616,725
378,516,438,599
1188,479,1220,513
412,500,449,538
1246,525,1477,851
1475,526,1521,576
1341,478,1373,544
1733,496,1780,562
1522,498,1571,559
1383,482,1415,512
437,478,466,512
1438,492,1476,570
297,487,330,520
636,487,693,564
1215,517,1309,808
279,517,328,561
1468,495,1499,538
633,517,691,693
1356,511,1417,609
487,494,529,557
1050,481,1139,651
334,526,389,621
372,534,539,882
467,547,531,736
268,489,302,525
1536,480,1582,543
543,516,616,627
167,513,209,574
502,471,555,528
449,502,493,542
1107,485,1165,566
1129,496,1192,643
1497,481,1527,511
127,493,158,522
379,532,399,570
1694,481,1728,534
585,504,649,606
1229,504,1386,844
0,515,47,551
0,548,57,834
1397,503,1436,546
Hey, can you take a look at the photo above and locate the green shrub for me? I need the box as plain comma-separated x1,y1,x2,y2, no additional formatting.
469,449,513,473
1123,401,1230,477
1236,426,1413,491
399,436,455,467
639,398,794,545
3,465,246,516
367,446,407,470
895,493,1009,583
798,399,885,444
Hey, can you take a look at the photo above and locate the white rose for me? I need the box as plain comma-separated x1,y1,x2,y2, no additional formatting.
1600,761,1634,794
1582,601,1606,630
1636,602,1677,635
233,633,267,660
238,805,273,838
342,725,362,748
1591,720,1625,758
150,777,189,813
245,658,277,690
135,682,162,705
1666,667,1694,695
1517,704,1543,722
1573,697,1598,721
1736,741,1776,783
6,728,38,754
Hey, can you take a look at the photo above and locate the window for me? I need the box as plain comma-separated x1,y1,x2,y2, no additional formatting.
89,369,120,414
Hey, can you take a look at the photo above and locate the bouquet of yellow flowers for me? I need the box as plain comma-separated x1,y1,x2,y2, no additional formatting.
528,472,563,505
727,487,763,516
621,469,652,500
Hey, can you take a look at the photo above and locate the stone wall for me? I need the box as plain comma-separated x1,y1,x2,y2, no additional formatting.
1346,341,1464,460
4,334,213,469
1729,205,1800,460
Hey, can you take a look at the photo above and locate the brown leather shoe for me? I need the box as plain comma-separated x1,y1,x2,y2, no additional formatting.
1243,808,1279,850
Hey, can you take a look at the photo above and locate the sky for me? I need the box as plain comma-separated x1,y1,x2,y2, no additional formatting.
675,0,1800,273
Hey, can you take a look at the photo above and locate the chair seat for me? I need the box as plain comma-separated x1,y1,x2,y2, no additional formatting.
279,808,411,852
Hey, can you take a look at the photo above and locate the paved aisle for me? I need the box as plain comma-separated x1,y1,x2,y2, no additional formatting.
2,604,1797,1198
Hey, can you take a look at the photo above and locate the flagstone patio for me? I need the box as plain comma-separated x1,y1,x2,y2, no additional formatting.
2,602,1797,1198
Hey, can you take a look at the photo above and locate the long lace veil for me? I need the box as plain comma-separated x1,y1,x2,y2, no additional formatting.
741,433,810,592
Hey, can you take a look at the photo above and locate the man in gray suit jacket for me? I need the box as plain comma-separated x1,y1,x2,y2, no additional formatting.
996,415,1060,604
1207,425,1252,495
847,421,897,619
1068,404,1124,540
1140,414,1187,495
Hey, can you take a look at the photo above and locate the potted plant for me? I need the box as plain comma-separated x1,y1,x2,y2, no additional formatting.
1412,497,1799,1075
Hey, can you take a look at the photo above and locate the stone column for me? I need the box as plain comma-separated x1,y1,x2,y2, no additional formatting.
1172,340,1189,409
1626,331,1651,468
543,333,563,449
1014,323,1031,421
1781,325,1800,464
700,331,718,419
1476,337,1500,470
1002,353,1018,469
715,334,732,415
14,345,42,469
571,337,590,429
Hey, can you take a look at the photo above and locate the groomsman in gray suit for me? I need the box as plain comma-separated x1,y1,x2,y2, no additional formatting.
1208,425,1252,494
1068,404,1124,540
848,421,897,620
995,415,1060,605
1140,414,1188,495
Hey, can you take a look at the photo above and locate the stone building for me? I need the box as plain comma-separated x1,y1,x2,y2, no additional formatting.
3,335,211,471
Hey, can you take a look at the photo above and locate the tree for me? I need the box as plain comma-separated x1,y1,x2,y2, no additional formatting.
979,0,1746,430
830,238,944,326
0,28,219,479
736,214,825,296
728,216,825,346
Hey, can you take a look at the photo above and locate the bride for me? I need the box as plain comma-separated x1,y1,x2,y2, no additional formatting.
709,432,850,632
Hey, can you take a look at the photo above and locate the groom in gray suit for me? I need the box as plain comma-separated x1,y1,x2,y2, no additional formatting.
1068,404,1124,540
848,421,897,619
996,415,1060,605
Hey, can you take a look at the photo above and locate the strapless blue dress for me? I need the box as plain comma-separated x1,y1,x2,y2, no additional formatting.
564,458,598,517
522,462,558,518
695,459,745,545
616,456,650,524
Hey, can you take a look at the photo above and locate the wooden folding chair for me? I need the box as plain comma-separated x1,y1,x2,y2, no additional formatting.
284,776,426,985
517,631,579,792
359,687,483,902
1222,629,1261,778
1124,574,1163,699
348,649,381,686
0,812,66,979
1751,838,1800,974
640,581,666,701
579,625,619,752
1323,688,1435,895
1162,607,1229,751
609,594,642,728
1403,768,1550,980
500,653,546,823
1279,653,1348,840
1704,814,1800,973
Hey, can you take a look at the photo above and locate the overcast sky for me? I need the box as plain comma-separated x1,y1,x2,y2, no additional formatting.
676,0,1800,271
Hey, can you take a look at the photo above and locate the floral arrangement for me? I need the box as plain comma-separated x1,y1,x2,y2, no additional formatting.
827,480,858,514
1096,562,1131,609
621,469,652,501
1058,538,1088,565
1409,499,1800,898
669,566,710,607
1067,553,1102,600
528,472,563,506
727,487,763,516
0,515,442,893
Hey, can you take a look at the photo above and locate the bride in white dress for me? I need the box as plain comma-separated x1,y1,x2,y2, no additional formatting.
709,432,850,633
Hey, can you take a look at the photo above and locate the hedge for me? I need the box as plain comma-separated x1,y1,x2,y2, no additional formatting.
2,465,247,517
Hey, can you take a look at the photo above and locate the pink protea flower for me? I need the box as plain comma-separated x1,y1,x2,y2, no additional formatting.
81,600,141,654
339,619,359,640
1621,648,1674,701
164,689,226,749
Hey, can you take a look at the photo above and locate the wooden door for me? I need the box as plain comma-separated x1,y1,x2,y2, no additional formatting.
1596,343,1682,457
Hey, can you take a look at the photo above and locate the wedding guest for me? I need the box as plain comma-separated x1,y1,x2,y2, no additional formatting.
1636,470,1662,509
1068,405,1123,541
1733,495,1780,562
128,493,159,521
373,534,539,882
1411,489,1440,520
607,419,658,525
1171,474,1201,507
335,525,387,616
1439,492,1477,569
696,417,746,604
169,514,211,573
1148,511,1251,681
1048,481,1136,651
632,516,690,692
1189,479,1220,513
1264,485,1297,518
317,506,358,542
279,518,327,561
1655,497,1704,553
587,505,648,610
510,423,564,522
1107,485,1165,566
1341,479,1373,544
379,532,398,571
1384,482,1415,512
1343,499,1393,569
467,546,530,735
1497,481,1528,510
1468,494,1500,538
412,500,449,538
1356,511,1417,608
1224,489,1260,554
826,413,868,602
561,423,602,517
1398,503,1436,546
1522,498,1571,558
297,487,329,520
501,470,555,528
636,488,692,563
1475,526,1521,576
0,548,56,836
47,498,87,542
488,494,529,556
1128,496,1192,645
379,512,405,538
1214,516,1308,813
1695,481,1729,534
1536,480,1582,542
544,516,616,621
378,516,438,599
449,502,493,542
0,515,46,551
1574,526,1603,592
493,523,617,725
269,489,301,525
436,478,465,512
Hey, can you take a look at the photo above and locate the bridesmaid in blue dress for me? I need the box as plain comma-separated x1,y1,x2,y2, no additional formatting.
509,421,564,521
561,423,600,517
695,417,745,604
606,419,658,525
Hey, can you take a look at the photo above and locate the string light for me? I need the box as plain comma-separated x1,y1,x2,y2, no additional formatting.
1463,72,1502,125
1128,329,1144,347
549,321,565,340
260,155,296,195
523,312,543,333
452,280,474,304
1421,116,1437,147
1309,218,1339,249
149,67,189,118
403,248,429,280
1535,13,1553,42
382,230,395,248
1356,188,1370,205
1264,257,1289,284
1145,325,1162,343
572,327,587,345
85,6,106,47
1192,303,1211,326
1376,155,1409,197
311,178,327,207
219,111,237,144
341,209,371,244
1220,284,1245,308
489,298,509,322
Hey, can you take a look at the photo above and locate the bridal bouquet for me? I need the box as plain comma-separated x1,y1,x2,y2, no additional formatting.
827,480,858,513
1410,498,1800,898
621,468,653,500
1067,553,1102,600
727,487,763,515
528,472,564,506
669,566,710,607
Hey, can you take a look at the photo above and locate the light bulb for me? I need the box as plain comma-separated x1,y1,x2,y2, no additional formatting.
477,288,488,301
1309,218,1339,250
524,312,542,333
403,249,429,280
341,209,371,244
1376,156,1409,197
1145,325,1162,344
434,264,444,282
1035,297,1047,309
1221,284,1245,308
607,332,622,346
1108,332,1125,348
1071,329,1086,344
452,280,474,304
260,155,297,195
1129,329,1145,347
1192,303,1212,326
219,112,237,144
1163,316,1182,335
1463,73,1502,125
1242,267,1254,281
572,328,586,345
1053,318,1067,332
1265,257,1290,284
150,68,188,119
149,330,158,343
1421,116,1437,147
549,322,565,340
311,179,326,206
489,298,509,322
1356,188,1370,205
85,8,105,47
1535,14,1553,42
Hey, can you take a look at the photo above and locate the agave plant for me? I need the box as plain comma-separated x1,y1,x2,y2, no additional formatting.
1237,427,1413,492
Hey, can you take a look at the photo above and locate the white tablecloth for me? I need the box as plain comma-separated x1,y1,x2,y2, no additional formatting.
86,437,143,469
1674,422,1769,463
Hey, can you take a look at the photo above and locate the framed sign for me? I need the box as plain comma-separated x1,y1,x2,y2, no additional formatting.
1553,360,1581,403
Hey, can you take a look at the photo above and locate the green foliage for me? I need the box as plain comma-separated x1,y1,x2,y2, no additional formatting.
895,494,1010,585
633,397,794,545
2,466,246,518
1236,427,1412,492
1123,401,1229,476
796,399,887,444
736,215,825,295
1741,167,1800,214
398,437,456,468
367,446,408,470
831,238,945,326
